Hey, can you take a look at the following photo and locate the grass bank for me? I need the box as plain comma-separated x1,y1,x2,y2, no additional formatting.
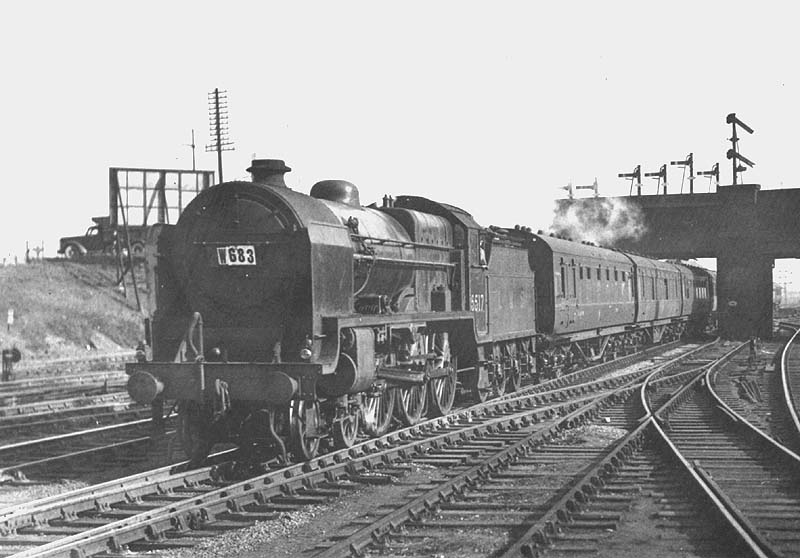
0,260,144,360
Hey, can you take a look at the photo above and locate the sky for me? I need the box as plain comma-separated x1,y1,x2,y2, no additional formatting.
1,1,799,287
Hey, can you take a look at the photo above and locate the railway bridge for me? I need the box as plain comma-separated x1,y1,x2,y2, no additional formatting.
559,184,800,340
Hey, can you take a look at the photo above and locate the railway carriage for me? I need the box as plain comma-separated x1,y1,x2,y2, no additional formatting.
126,159,715,464
526,235,700,372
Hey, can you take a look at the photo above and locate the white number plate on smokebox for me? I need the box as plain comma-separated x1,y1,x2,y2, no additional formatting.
217,245,256,266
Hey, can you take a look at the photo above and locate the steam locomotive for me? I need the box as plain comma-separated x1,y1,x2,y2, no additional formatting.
126,159,715,464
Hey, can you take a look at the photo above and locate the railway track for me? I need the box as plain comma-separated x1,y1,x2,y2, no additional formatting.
0,374,156,481
494,340,800,558
0,341,692,485
308,341,742,558
0,340,721,557
647,342,800,558
0,394,146,442
9,354,133,381
0,415,176,482
0,371,128,407
782,326,800,442
709,337,800,453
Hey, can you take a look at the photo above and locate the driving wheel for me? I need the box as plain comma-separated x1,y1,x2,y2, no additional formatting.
395,383,428,426
363,389,395,437
289,399,321,460
333,405,360,448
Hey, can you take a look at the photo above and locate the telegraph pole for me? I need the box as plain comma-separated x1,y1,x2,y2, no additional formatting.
206,89,234,183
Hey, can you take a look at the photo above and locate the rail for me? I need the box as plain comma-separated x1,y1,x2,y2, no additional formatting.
781,326,800,445
647,341,800,558
648,341,773,558
1,345,698,557
11,352,134,378
501,341,760,558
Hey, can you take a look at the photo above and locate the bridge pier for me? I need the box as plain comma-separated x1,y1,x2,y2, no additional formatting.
716,250,774,340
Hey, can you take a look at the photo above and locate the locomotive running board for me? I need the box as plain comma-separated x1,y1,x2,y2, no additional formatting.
376,366,451,385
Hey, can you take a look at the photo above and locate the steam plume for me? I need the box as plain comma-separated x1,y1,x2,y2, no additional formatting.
550,197,647,246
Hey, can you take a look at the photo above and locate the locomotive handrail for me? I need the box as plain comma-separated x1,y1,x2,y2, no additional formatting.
192,239,294,246
351,234,452,251
352,254,455,269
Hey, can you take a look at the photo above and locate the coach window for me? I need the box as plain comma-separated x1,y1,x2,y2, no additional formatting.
478,235,491,267
597,266,601,280
664,278,669,299
559,263,566,297
614,269,618,281
572,266,577,298
606,269,610,281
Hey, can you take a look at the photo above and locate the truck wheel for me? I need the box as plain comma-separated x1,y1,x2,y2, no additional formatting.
64,244,83,260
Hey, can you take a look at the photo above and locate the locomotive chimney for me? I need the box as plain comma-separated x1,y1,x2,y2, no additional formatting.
247,159,291,188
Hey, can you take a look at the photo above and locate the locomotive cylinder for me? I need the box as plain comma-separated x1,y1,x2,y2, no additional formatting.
318,328,376,396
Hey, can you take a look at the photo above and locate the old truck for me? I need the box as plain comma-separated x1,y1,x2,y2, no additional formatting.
58,217,149,259
58,167,215,259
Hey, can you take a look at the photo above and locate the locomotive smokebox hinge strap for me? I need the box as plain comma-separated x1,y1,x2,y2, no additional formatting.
213,378,231,420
